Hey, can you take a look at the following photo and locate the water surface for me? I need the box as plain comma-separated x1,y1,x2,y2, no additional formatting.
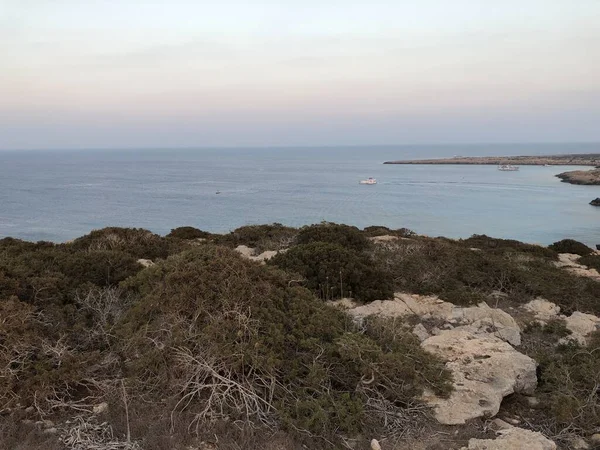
1,144,599,245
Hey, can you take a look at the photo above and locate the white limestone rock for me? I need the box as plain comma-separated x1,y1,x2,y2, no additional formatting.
461,427,556,450
421,329,537,425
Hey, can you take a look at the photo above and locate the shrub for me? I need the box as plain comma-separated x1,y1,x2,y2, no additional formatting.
269,242,394,302
166,226,211,240
363,226,415,238
296,222,369,251
215,223,297,251
461,234,557,259
117,246,449,439
70,227,173,259
548,239,593,256
521,331,600,437
578,254,600,272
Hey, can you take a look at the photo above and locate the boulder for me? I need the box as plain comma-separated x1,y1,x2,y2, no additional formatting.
590,198,600,207
137,258,154,268
421,329,537,425
562,312,600,345
412,323,430,342
522,298,561,322
234,245,279,263
234,245,255,258
461,427,556,450
345,293,521,345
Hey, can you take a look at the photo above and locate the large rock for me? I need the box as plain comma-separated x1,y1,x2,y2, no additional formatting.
345,293,521,345
421,329,537,425
234,245,279,263
461,427,556,450
555,253,600,281
522,299,600,345
564,312,600,345
522,298,561,322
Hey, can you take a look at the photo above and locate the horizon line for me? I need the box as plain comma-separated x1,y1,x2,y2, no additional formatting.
2,140,600,153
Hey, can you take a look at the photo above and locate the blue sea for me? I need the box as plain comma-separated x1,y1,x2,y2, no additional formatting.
1,143,599,246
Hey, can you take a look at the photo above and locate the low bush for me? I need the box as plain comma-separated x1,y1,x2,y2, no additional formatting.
166,226,211,240
578,254,600,272
269,242,394,302
522,330,600,437
70,227,174,259
215,223,297,251
296,222,369,251
461,234,557,259
363,226,415,238
117,246,449,440
548,239,593,256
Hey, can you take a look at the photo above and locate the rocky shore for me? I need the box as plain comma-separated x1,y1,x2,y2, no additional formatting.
383,153,600,186
556,168,600,185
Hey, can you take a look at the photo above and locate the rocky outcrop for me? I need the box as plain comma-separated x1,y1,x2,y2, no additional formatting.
421,329,537,425
460,427,556,450
555,253,600,281
564,312,600,345
343,293,521,346
522,299,600,345
137,259,155,268
556,168,600,185
234,245,280,263
522,298,561,322
591,198,600,207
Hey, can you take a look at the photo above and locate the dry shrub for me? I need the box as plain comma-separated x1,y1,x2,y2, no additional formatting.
70,227,174,259
215,223,297,252
116,245,450,442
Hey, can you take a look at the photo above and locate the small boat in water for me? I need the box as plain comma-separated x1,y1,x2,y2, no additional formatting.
359,177,377,185
498,164,519,171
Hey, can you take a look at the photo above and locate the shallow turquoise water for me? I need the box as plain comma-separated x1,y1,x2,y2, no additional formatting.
1,144,599,245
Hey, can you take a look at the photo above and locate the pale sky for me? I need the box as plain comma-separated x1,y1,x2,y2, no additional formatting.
1,0,599,149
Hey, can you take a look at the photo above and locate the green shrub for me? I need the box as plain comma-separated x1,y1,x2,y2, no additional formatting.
118,246,449,439
166,226,211,240
269,242,394,302
578,254,600,272
363,226,415,238
70,227,173,259
461,234,557,259
296,222,369,251
548,239,593,256
523,331,600,436
215,223,297,251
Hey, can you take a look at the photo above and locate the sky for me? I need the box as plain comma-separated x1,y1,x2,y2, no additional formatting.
1,0,599,149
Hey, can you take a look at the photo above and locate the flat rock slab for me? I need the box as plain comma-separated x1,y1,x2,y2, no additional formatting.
421,329,537,425
461,427,556,450
345,293,521,345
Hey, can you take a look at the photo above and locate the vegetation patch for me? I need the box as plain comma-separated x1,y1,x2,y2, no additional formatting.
548,239,593,256
269,241,394,302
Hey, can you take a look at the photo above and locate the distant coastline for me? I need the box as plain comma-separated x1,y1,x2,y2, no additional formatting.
384,153,600,186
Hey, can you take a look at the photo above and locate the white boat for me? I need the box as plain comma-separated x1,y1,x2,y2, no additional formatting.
498,164,519,171
359,177,377,185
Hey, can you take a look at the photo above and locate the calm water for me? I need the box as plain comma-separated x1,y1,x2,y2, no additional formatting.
1,144,599,246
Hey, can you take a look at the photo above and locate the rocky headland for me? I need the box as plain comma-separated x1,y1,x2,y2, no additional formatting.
556,168,600,185
383,153,600,166
383,153,600,186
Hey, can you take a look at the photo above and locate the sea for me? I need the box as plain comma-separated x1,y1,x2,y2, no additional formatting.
1,143,599,246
